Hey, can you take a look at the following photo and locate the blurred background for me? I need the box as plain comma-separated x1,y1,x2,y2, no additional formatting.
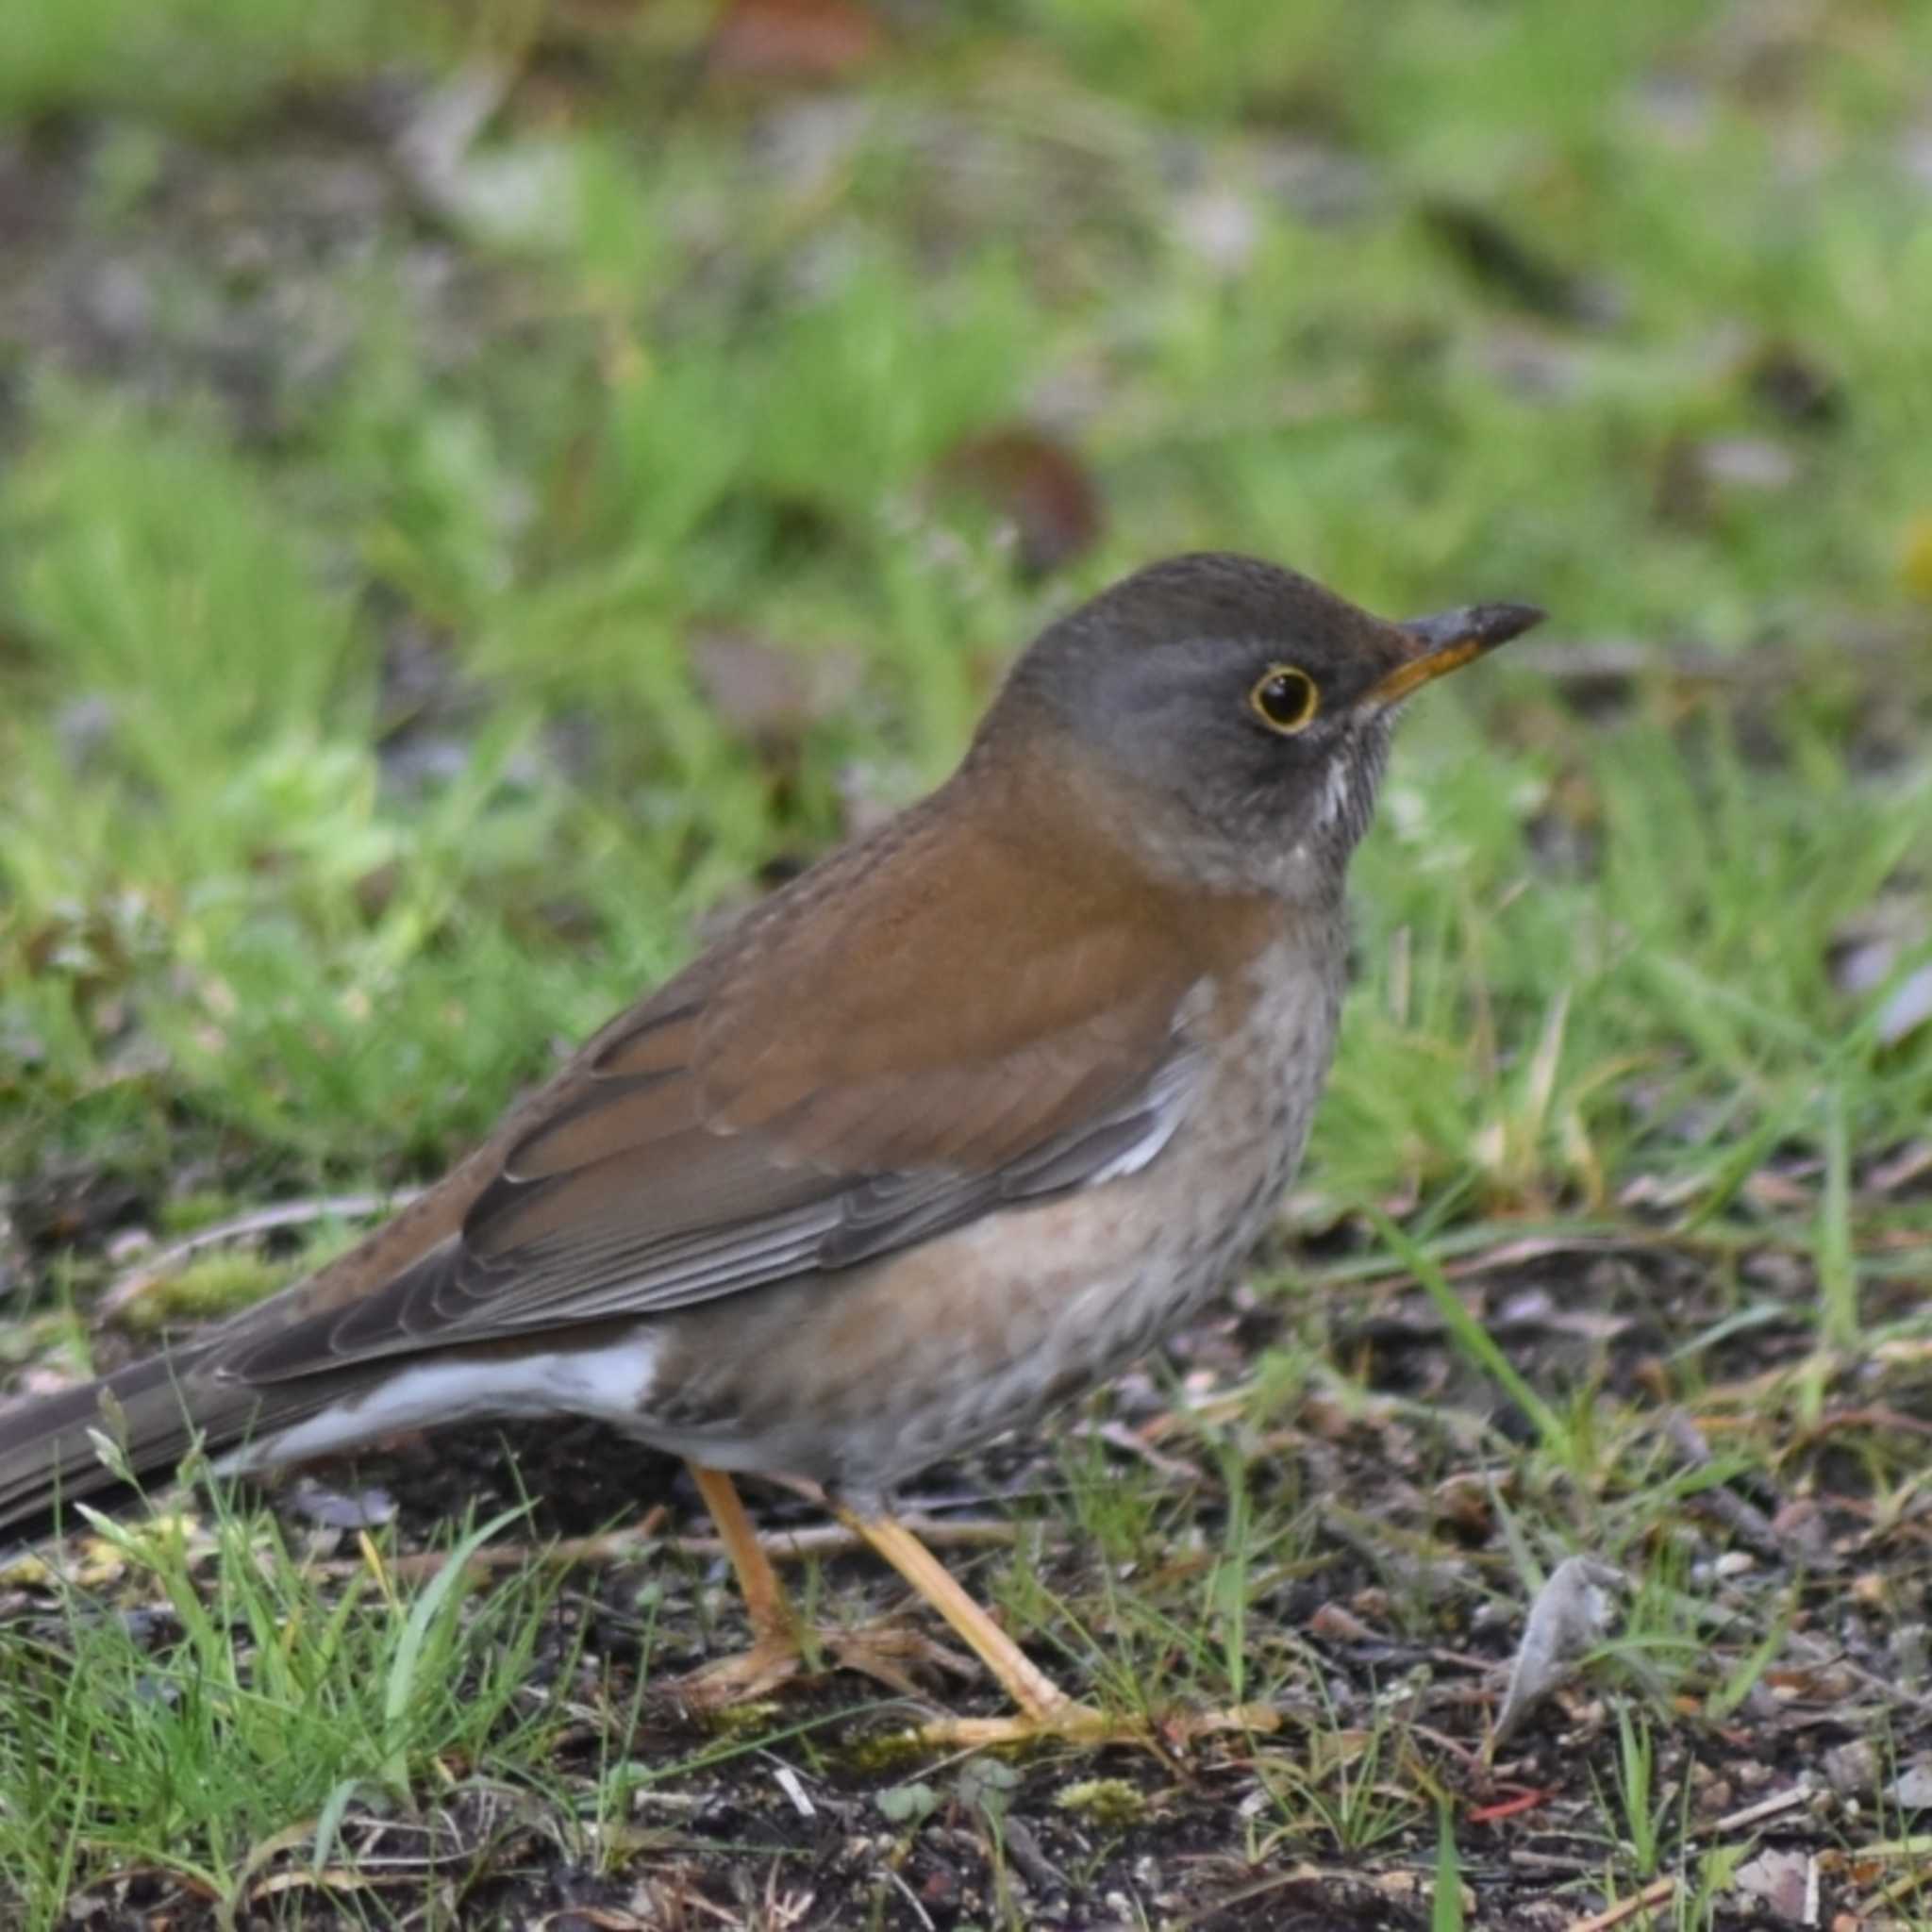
6,5,1932,1921
1,0,1928,1344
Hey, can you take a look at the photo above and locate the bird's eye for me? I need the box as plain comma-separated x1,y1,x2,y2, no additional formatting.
1248,664,1319,735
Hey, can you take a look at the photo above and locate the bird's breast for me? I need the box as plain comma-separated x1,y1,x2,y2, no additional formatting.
634,920,1348,1496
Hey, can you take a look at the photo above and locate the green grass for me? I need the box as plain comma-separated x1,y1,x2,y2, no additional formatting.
0,1496,571,1927
0,0,445,125
3,0,1931,1923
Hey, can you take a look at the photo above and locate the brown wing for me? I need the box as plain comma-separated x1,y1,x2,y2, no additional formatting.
223,788,1249,1387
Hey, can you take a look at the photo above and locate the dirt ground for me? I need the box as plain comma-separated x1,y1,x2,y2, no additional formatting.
13,1215,1932,1929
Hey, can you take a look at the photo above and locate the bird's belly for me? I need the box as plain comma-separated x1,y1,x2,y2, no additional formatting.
640,947,1338,1501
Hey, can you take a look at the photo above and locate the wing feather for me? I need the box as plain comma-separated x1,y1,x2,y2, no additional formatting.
220,791,1263,1390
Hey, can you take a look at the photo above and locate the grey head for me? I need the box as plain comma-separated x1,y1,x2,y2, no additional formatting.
980,551,1543,899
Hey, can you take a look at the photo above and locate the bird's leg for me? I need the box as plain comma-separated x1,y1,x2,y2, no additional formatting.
836,1507,1283,1750
675,1463,805,1705
675,1466,978,1708
691,1463,798,1646
833,1506,1129,1747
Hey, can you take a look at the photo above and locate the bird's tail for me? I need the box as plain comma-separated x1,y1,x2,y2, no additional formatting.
0,1346,265,1549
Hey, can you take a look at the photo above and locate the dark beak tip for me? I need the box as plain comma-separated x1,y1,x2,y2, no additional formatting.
1469,601,1546,649
1400,600,1547,657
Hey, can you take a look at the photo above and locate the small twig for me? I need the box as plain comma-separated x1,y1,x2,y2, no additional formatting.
1869,1141,1932,1195
99,1191,421,1320
1304,1221,1930,1300
1507,1850,1597,1876
996,1809,1067,1893
307,1510,1018,1583
770,1763,815,1821
1466,1787,1556,1824
1682,1483,1787,1559
1834,1654,1932,1719
673,1517,1022,1562
1804,1404,1932,1442
1704,1786,1809,1837
314,1507,669,1583
883,1865,937,1932
1067,1418,1204,1484
1567,1875,1674,1932
1874,1846,1932,1907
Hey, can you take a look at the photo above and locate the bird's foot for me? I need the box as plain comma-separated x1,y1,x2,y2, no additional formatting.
904,1697,1279,1752
675,1618,979,1710
674,1632,809,1710
824,1620,980,1697
903,1697,1130,1751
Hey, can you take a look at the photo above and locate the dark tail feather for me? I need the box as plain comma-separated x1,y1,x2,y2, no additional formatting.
0,1346,268,1547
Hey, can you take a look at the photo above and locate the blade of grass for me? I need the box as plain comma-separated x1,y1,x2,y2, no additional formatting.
378,1505,527,1792
1365,1207,1579,1471
1816,1079,1857,1350
1433,1802,1465,1932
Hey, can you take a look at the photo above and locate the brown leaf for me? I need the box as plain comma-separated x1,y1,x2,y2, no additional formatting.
1307,1601,1377,1642
1431,1472,1495,1536
708,0,883,84
933,426,1104,578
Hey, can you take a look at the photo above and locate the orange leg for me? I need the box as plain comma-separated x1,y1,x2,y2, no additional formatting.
691,1463,797,1648
683,1474,1271,1748
676,1464,806,1706
834,1507,1136,1746
836,1510,1086,1720
677,1465,975,1708
836,1507,1279,1750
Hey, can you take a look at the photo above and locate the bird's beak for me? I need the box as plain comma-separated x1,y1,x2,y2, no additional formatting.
1366,601,1545,706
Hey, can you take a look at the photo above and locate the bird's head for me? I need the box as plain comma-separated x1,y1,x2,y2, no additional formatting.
980,551,1542,900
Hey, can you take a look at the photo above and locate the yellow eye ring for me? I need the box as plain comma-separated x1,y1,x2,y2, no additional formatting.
1249,664,1319,735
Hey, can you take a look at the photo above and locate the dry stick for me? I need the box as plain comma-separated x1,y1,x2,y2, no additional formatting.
1702,1786,1809,1838
592,1516,1019,1560
882,1865,939,1932
1507,1851,1597,1877
1567,1875,1675,1932
330,1506,670,1583
310,1511,1020,1584
1875,1849,1932,1909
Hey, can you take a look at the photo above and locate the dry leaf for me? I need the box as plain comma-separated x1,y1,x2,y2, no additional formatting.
1307,1601,1377,1642
1732,1847,1812,1922
708,0,883,83
933,426,1104,578
1491,1556,1624,1744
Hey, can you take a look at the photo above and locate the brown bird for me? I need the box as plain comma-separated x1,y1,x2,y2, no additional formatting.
0,553,1540,1745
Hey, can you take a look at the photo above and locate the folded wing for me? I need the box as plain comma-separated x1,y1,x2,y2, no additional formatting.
223,798,1226,1387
